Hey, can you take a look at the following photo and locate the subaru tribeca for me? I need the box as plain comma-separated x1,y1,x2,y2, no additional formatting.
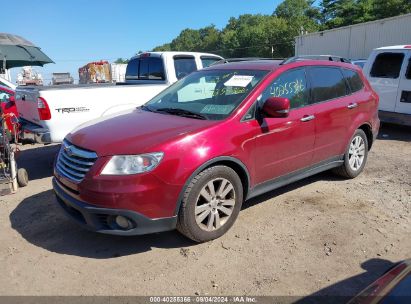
53,60,380,242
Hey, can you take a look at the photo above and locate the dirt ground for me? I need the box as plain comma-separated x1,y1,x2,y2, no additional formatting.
0,123,410,300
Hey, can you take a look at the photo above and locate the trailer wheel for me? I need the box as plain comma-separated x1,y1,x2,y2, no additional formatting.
17,168,29,187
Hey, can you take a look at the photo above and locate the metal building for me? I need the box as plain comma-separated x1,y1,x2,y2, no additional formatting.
295,13,411,59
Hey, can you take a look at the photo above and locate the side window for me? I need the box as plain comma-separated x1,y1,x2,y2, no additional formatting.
260,68,308,109
342,69,364,93
370,53,405,79
201,56,221,68
406,58,411,80
308,67,348,103
174,56,197,80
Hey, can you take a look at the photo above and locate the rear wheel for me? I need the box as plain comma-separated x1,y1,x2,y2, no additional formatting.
177,166,243,242
333,129,368,179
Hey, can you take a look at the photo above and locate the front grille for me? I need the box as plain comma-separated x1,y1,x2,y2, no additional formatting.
56,140,97,183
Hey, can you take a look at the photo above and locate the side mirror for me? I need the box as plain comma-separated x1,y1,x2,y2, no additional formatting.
262,97,290,118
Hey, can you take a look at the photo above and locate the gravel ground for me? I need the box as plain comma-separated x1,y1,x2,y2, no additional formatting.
0,123,410,301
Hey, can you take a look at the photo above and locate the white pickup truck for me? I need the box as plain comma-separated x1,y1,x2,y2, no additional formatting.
15,52,223,143
363,45,411,126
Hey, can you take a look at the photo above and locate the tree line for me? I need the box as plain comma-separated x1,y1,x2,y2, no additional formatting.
151,0,411,58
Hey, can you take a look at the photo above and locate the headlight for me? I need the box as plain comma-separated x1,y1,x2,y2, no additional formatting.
101,152,164,175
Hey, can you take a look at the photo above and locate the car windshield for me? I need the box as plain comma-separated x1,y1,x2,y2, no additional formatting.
144,69,269,120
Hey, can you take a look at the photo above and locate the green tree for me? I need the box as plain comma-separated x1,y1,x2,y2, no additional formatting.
114,58,129,64
372,0,411,19
275,0,321,22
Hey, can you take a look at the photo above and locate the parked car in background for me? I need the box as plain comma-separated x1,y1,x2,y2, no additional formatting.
0,85,19,135
15,52,223,144
351,59,367,69
349,259,411,304
52,72,74,85
363,45,411,126
53,59,379,242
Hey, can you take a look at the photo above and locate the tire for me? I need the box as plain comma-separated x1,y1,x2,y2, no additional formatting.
177,166,243,242
333,129,368,179
17,168,29,187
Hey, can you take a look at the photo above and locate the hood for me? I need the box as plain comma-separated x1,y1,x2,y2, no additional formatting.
66,108,217,156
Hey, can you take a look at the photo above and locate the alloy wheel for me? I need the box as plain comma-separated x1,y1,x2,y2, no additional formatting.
195,178,236,231
348,135,365,171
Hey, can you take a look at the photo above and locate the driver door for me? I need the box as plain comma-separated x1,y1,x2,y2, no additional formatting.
253,68,315,184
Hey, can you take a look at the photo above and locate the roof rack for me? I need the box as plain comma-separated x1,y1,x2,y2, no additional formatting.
281,55,351,65
210,57,284,66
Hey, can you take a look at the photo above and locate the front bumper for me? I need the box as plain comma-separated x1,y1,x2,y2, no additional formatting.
53,178,177,236
19,118,51,144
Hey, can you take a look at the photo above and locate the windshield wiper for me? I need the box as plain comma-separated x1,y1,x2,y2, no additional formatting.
155,108,207,120
139,105,155,112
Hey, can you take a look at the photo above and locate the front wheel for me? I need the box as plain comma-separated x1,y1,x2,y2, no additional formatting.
333,129,368,179
177,166,243,242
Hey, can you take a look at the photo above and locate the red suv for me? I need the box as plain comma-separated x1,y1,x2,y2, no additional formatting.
53,60,380,242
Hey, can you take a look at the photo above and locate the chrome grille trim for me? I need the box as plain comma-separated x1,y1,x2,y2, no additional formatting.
56,140,97,183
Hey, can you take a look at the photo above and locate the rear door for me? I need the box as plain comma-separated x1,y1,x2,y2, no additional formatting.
306,66,355,163
396,50,411,115
366,51,405,112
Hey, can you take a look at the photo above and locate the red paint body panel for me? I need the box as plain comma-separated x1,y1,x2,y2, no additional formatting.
56,60,380,221
0,86,18,134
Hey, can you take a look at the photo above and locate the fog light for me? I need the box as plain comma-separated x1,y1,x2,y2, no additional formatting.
115,215,132,230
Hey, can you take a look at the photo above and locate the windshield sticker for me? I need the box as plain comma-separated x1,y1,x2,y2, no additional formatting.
224,75,254,87
200,104,235,115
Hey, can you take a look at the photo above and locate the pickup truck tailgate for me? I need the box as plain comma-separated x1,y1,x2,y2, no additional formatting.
15,87,42,125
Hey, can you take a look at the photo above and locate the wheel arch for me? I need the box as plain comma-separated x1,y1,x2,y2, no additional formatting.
358,123,373,150
173,156,251,215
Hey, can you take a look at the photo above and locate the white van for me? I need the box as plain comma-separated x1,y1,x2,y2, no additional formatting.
363,45,411,126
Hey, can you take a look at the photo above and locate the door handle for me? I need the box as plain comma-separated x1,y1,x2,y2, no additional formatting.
347,103,358,109
300,115,315,122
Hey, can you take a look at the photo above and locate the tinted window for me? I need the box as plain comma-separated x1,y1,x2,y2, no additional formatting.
406,58,411,80
174,56,197,80
139,59,149,79
308,67,348,103
201,56,221,68
370,53,404,79
260,68,308,109
342,69,364,93
125,58,139,79
148,58,164,80
125,57,165,80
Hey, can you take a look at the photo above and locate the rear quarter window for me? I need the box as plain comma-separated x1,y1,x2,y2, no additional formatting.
307,67,348,103
370,53,405,79
342,69,364,93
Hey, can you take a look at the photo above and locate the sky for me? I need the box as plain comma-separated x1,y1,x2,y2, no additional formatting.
2,0,281,84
